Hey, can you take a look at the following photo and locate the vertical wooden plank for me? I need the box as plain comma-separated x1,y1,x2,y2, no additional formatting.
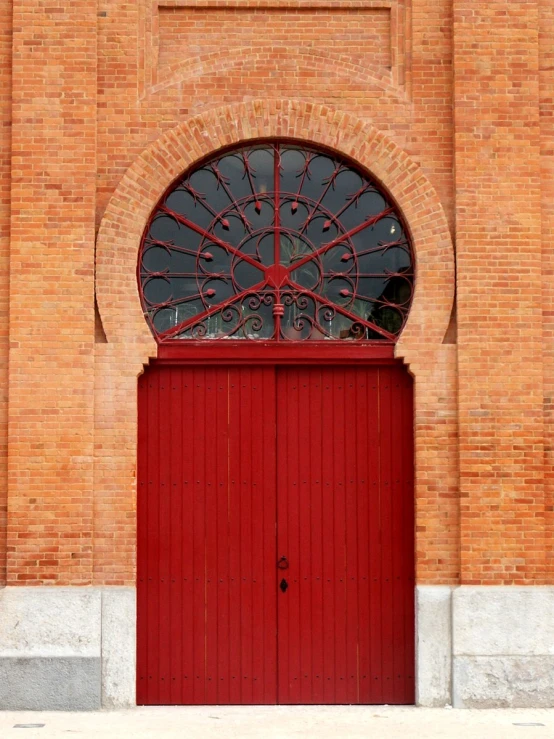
276,367,290,703
367,367,382,703
239,367,254,704
380,366,394,698
216,368,230,703
320,366,336,703
250,367,263,703
261,367,278,703
333,367,348,703
356,368,371,704
204,367,219,703
344,367,360,703
390,365,405,704
309,368,324,703
250,367,277,703
180,367,195,704
290,368,302,703
227,367,242,703
192,366,206,703
146,368,160,703
158,367,172,703
136,374,149,704
169,366,183,703
297,367,312,703
402,370,416,703
277,368,302,702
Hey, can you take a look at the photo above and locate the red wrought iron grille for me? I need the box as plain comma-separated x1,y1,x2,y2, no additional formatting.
138,141,414,342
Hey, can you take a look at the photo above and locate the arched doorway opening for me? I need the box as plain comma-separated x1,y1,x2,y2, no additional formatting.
136,141,415,705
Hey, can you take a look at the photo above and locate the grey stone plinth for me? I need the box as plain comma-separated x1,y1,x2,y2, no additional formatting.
0,657,101,710
101,587,136,708
0,587,101,657
453,586,554,656
453,656,554,708
452,586,554,708
416,585,453,707
0,586,136,710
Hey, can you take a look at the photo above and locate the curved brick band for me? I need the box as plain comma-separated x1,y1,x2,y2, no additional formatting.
96,99,454,361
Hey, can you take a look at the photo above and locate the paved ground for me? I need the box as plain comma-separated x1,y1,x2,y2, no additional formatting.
1,706,554,739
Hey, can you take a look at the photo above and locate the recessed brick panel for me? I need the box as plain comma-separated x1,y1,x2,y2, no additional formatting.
157,6,392,72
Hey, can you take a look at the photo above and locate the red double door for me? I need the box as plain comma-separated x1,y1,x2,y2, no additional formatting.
137,364,414,705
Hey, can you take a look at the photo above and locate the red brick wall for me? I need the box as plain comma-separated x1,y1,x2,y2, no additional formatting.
455,0,545,585
541,0,554,583
157,7,392,70
0,0,12,586
7,1,97,585
2,0,551,587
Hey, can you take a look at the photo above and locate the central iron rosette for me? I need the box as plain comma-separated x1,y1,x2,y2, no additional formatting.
139,142,414,342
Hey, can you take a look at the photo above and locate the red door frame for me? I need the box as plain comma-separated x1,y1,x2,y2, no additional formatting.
157,341,396,365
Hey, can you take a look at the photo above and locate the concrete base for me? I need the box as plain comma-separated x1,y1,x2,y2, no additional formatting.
2,584,554,709
102,588,136,708
452,587,554,708
0,657,101,711
0,587,135,710
453,656,554,708
416,586,453,707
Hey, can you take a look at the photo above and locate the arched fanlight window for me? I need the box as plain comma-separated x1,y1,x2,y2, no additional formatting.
138,142,414,342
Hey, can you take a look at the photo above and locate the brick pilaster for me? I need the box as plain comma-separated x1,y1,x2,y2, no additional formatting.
455,1,545,583
8,2,97,584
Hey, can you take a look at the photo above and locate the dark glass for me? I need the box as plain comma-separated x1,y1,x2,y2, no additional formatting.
233,260,265,291
142,246,171,273
149,214,181,243
212,213,247,246
320,169,363,216
299,154,336,203
338,189,388,232
164,189,213,231
247,147,275,196
279,147,306,195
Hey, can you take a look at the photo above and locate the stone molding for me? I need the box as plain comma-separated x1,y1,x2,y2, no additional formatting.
452,586,554,708
2,585,553,709
0,587,135,710
416,585,453,707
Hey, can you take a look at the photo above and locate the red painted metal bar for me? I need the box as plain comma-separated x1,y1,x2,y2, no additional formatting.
158,204,263,271
285,279,398,341
274,145,282,339
285,207,394,273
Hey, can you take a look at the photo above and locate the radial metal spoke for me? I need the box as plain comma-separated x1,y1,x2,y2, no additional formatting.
159,205,264,272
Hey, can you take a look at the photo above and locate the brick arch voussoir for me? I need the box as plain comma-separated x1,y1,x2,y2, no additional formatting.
96,100,454,365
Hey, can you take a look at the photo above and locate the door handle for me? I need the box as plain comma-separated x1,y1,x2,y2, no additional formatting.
277,556,289,570
280,578,288,593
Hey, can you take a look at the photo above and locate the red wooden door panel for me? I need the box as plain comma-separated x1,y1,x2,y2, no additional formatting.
137,365,278,705
137,362,414,705
276,365,414,704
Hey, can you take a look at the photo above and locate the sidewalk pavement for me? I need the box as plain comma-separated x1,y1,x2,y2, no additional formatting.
0,706,553,739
